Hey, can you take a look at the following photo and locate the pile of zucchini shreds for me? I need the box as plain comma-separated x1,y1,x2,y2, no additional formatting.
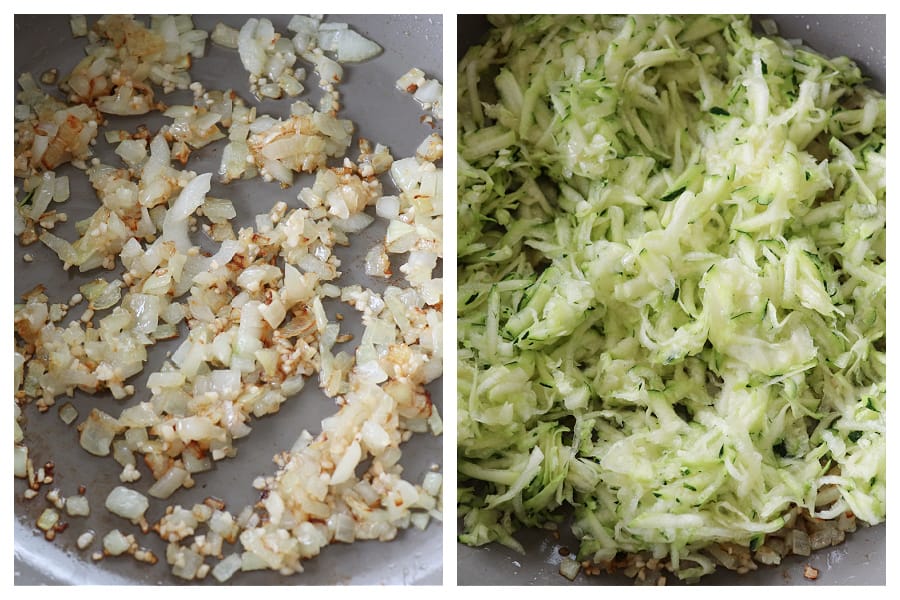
457,14,884,582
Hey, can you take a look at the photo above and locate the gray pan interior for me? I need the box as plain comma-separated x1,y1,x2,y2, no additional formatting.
14,14,442,585
456,14,886,586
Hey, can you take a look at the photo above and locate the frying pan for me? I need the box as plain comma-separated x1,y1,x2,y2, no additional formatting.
456,13,886,586
14,14,442,585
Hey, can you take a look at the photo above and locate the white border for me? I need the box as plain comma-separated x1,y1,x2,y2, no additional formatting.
2,4,898,597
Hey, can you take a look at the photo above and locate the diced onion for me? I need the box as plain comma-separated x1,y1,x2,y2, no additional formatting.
37,508,60,531
559,558,581,581
103,529,131,555
58,402,78,425
14,14,444,585
211,23,239,49
66,495,91,517
148,465,189,499
105,486,149,522
212,553,242,582
14,446,28,478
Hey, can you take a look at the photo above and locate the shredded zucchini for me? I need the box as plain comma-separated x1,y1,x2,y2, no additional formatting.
457,14,885,580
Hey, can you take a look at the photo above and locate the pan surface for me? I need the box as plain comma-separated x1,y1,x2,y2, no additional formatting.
14,13,443,585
